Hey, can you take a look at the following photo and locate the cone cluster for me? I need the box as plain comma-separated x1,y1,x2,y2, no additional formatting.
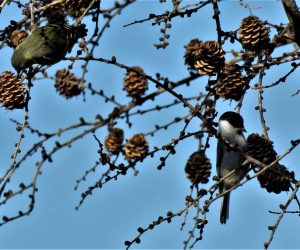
10,30,28,47
55,69,83,98
39,0,65,24
124,67,148,98
245,133,293,194
65,0,96,18
216,63,249,101
38,0,97,20
239,16,270,52
65,0,92,9
194,41,225,75
184,38,202,71
124,134,149,160
185,151,211,185
0,71,25,110
104,128,124,154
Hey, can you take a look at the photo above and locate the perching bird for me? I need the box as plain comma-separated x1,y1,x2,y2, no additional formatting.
11,23,87,73
216,111,248,224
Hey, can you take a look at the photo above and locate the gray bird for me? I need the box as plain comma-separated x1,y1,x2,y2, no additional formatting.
216,111,248,224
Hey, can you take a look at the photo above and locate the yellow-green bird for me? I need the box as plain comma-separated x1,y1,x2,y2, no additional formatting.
11,23,87,73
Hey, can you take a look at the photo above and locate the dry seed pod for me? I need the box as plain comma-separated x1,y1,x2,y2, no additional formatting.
239,16,270,52
185,151,212,185
0,71,25,110
245,133,293,193
194,41,225,75
124,67,148,98
104,128,124,154
216,63,249,101
55,69,83,98
184,38,202,71
124,134,149,160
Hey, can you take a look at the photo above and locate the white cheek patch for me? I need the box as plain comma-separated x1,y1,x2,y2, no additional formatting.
218,120,235,136
219,120,246,147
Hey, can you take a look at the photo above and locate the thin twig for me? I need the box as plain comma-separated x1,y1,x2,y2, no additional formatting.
264,181,300,249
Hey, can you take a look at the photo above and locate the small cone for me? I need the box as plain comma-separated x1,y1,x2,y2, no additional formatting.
245,133,294,193
184,38,202,72
0,71,25,110
65,0,92,9
55,69,83,98
104,128,124,154
124,67,148,98
65,0,98,18
216,63,249,101
185,151,211,185
39,0,66,24
194,41,225,75
124,134,149,160
239,16,270,52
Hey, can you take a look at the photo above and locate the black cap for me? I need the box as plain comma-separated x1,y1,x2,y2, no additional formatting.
219,111,244,129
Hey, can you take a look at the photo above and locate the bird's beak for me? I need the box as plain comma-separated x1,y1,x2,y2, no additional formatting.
242,128,247,132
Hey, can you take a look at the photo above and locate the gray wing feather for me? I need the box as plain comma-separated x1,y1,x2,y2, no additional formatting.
216,140,224,192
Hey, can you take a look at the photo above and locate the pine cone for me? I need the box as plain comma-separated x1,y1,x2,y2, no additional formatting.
245,133,293,193
124,134,149,160
104,128,124,154
65,0,97,18
65,0,92,8
55,69,83,98
257,163,293,194
184,38,202,72
185,151,211,185
124,67,148,98
216,63,249,101
0,71,25,110
245,133,277,164
39,0,66,24
239,16,270,52
10,30,28,47
194,41,225,75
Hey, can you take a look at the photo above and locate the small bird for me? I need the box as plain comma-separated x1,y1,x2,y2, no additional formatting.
216,111,248,224
11,23,87,73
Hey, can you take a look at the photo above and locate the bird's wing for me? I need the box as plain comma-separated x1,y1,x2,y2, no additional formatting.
216,140,224,192
41,25,69,51
19,26,66,66
238,134,247,165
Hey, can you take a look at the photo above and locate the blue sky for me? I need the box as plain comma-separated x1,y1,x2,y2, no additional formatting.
0,0,299,249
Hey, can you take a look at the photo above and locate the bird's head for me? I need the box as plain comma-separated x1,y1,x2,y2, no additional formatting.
218,111,246,138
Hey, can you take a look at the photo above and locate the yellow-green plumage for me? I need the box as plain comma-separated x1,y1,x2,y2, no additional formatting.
11,24,87,72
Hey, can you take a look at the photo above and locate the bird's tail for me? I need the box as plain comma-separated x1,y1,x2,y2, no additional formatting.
220,192,230,224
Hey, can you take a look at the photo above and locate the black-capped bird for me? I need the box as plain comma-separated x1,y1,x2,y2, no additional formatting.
216,111,248,224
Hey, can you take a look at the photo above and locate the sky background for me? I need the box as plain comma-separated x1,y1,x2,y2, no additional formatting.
0,0,300,249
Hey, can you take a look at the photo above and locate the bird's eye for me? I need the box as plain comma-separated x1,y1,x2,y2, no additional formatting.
237,129,243,135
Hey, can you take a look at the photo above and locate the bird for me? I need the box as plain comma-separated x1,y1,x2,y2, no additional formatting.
11,23,87,73
216,111,248,224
